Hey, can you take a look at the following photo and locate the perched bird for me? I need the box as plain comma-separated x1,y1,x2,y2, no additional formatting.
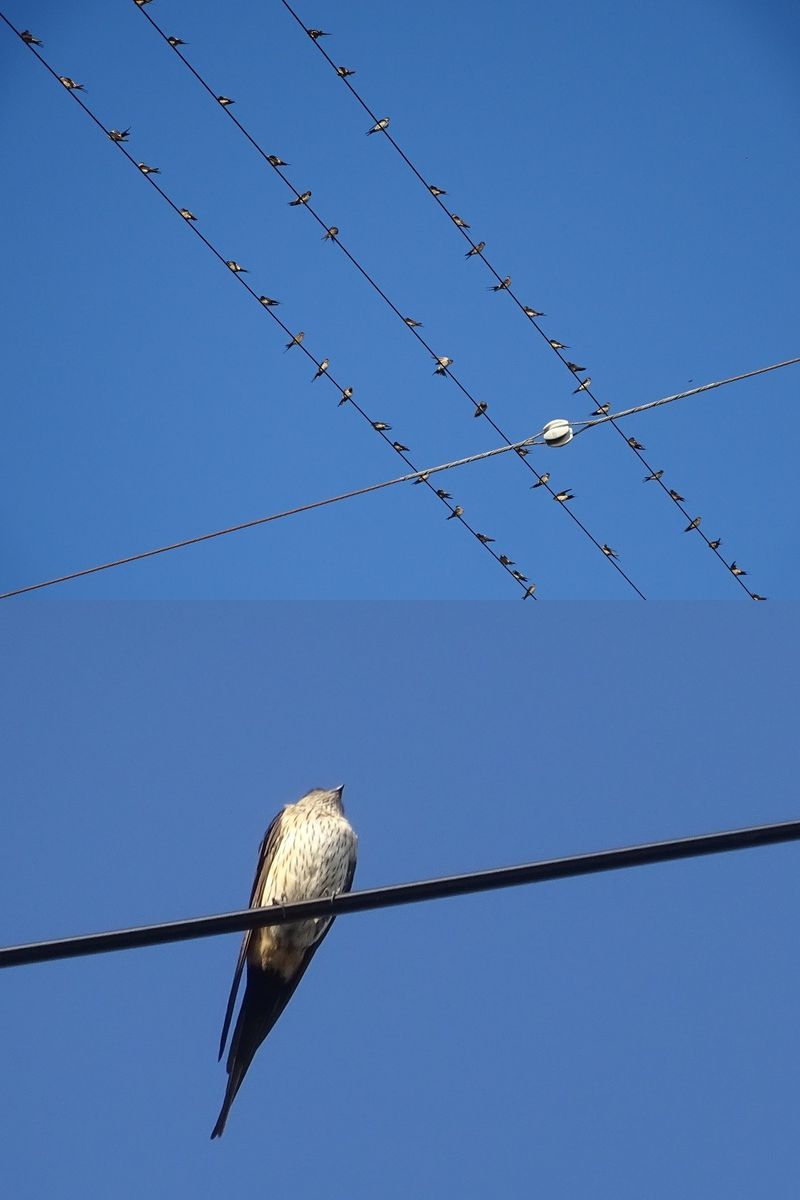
465,242,486,258
367,117,390,135
285,331,305,350
307,28,329,39
322,227,339,241
108,128,130,142
436,489,452,500
211,786,357,1139
490,277,511,292
392,441,410,452
312,359,330,381
752,594,767,601
531,473,550,489
644,469,664,482
476,533,495,544
180,209,197,221
413,472,431,485
523,306,545,318
258,295,280,307
336,66,356,78
499,555,514,567
403,316,423,328
20,30,43,45
451,214,470,228
372,421,391,432
684,516,702,533
668,489,685,502
59,77,85,91
573,376,592,393
434,356,453,375
289,191,312,206
134,0,153,6
429,185,447,197
267,155,289,167
566,362,586,373
226,261,248,273
167,36,187,47
553,490,574,503
601,545,618,559
339,386,353,406
627,437,645,450
473,402,488,417
592,403,610,416
511,570,528,584
447,506,464,520
522,584,537,600
730,562,747,576
548,339,568,349
709,538,722,550
515,447,530,458
217,96,235,106
138,162,160,174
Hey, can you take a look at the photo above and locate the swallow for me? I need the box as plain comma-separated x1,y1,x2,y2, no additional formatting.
447,506,464,520
336,66,356,78
548,339,568,350
312,359,330,381
258,295,280,306
429,185,447,196
434,356,453,375
709,538,722,550
490,277,511,292
436,489,452,500
289,191,312,206
134,0,153,5
573,376,592,393
321,227,339,241
476,533,495,544
601,545,618,559
339,386,353,406
627,437,645,450
217,96,235,106
451,214,470,228
307,29,329,39
403,316,423,328
684,516,702,532
473,402,488,417
413,472,430,485
465,242,486,257
522,585,537,599
372,421,391,431
511,570,528,583
644,469,664,482
751,594,767,601
226,261,248,273
20,30,42,45
59,77,85,91
592,403,610,415
566,362,586,373
138,162,160,174
730,562,747,576
553,490,574,503
108,128,130,142
392,441,410,452
515,447,530,458
267,155,289,167
531,473,550,488
668,489,685,502
179,209,197,221
499,555,514,567
367,117,390,135
285,331,305,350
167,36,187,47
523,306,545,317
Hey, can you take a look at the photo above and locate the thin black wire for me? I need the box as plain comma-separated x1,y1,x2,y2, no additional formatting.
132,2,645,600
0,13,538,601
2,817,799,969
280,0,765,600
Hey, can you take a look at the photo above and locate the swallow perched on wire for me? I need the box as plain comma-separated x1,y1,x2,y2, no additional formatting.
644,469,664,482
372,421,391,432
285,331,305,350
134,0,153,6
751,594,767,601
267,155,289,167
511,570,528,584
312,359,330,381
473,402,488,417
573,376,592,393
258,295,280,307
226,261,248,273
367,117,390,135
307,28,329,39
592,403,610,416
466,242,486,258
668,489,685,502
490,277,511,292
179,208,197,221
59,77,85,91
392,441,410,452
447,506,464,520
730,562,747,576
498,555,514,567
684,516,702,533
553,490,574,503
429,184,447,197
523,306,545,318
108,128,130,142
138,162,160,174
322,227,339,241
413,472,430,485
436,488,451,500
217,96,235,106
476,533,495,544
403,316,423,328
336,66,356,78
531,473,550,488
339,386,353,406
20,29,43,45
451,214,470,228
566,362,586,373
434,356,453,375
522,585,537,599
289,191,312,206
167,36,187,47
601,545,618,559
709,538,722,550
548,339,568,350
627,437,645,450
211,785,357,1139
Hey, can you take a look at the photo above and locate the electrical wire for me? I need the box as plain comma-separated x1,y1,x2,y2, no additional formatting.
131,1,645,599
2,817,798,969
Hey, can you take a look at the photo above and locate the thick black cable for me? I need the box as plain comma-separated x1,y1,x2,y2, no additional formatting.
2,818,798,969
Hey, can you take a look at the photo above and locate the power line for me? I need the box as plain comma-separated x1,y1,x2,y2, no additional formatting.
281,0,771,599
4,356,795,600
131,2,645,599
0,13,539,601
2,817,799,970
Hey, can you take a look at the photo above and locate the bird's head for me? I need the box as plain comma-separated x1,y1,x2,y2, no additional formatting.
298,785,345,812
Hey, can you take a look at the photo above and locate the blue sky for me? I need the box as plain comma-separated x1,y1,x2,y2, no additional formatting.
1,0,798,600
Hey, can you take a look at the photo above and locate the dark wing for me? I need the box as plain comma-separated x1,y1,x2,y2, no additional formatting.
216,808,286,1061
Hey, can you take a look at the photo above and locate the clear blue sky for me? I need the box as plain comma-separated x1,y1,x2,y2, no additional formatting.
1,0,798,600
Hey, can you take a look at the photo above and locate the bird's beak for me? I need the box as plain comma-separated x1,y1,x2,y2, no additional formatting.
334,784,345,797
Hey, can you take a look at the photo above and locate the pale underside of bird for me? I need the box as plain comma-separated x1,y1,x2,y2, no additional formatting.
211,786,357,1139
